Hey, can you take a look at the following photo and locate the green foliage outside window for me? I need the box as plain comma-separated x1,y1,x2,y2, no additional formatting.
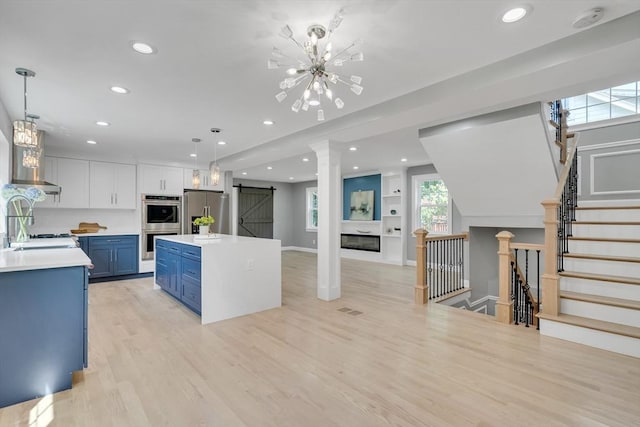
419,180,449,233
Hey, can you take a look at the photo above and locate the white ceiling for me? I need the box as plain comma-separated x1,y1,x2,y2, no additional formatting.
0,1,639,182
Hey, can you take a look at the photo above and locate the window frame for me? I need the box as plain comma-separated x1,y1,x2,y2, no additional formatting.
412,173,452,236
305,186,318,232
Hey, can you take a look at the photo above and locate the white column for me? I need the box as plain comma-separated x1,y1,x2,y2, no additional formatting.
311,140,341,301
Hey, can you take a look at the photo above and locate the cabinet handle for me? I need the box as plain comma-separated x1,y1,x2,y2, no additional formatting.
115,251,118,263
110,250,113,263
115,193,118,204
106,239,121,243
110,193,113,204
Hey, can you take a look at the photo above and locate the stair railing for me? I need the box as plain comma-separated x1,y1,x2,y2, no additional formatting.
414,229,468,304
541,104,579,317
496,232,543,328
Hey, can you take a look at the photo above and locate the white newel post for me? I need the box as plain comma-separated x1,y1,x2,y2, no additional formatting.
311,140,342,301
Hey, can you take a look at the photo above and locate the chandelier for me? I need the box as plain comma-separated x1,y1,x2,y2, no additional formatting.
268,9,364,121
13,68,40,150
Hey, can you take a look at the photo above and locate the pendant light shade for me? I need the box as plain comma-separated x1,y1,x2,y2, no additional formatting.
209,163,220,186
192,138,201,188
13,68,39,149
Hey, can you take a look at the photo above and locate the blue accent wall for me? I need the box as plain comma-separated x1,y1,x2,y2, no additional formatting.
343,174,381,220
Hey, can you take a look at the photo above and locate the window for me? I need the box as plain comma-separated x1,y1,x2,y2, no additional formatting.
563,81,640,126
306,187,318,231
413,174,451,234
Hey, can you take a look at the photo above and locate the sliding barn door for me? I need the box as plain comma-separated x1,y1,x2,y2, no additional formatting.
237,186,274,239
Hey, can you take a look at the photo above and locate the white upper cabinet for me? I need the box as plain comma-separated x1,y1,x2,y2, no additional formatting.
139,164,183,195
38,157,90,208
89,161,136,209
183,168,225,191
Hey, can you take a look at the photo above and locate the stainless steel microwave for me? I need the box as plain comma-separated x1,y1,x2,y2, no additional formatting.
141,194,181,232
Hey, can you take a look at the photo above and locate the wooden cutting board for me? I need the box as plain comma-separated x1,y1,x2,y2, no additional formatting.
78,222,108,233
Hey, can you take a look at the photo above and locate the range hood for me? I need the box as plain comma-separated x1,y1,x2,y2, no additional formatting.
11,130,61,195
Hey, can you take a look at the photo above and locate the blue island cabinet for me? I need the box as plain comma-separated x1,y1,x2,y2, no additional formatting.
155,239,201,314
0,266,88,408
86,235,138,279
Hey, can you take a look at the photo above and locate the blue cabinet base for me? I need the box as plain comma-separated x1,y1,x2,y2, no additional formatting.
0,266,88,408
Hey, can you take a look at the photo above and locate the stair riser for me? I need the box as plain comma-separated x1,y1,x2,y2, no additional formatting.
560,299,640,328
576,210,640,222
561,277,640,301
563,258,640,277
539,319,640,358
572,224,640,239
568,240,640,257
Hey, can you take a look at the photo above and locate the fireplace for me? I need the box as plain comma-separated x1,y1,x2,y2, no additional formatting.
340,233,381,252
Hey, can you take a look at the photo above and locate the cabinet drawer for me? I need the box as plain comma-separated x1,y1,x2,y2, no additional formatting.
181,257,201,282
181,278,201,313
89,235,137,247
181,245,201,261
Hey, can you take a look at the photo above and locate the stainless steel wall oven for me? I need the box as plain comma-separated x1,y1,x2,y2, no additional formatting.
141,194,181,260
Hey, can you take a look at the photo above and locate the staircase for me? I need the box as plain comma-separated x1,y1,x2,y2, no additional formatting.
538,203,640,358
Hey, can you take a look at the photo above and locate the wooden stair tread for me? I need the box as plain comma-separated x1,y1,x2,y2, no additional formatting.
560,271,640,286
572,221,640,225
576,205,640,210
563,253,640,263
560,291,640,310
568,236,640,244
537,313,640,339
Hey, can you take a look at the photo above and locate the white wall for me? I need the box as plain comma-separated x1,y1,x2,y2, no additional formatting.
0,97,12,237
30,208,139,235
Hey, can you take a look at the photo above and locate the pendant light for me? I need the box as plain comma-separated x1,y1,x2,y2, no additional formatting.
13,68,39,149
192,138,201,189
209,128,221,186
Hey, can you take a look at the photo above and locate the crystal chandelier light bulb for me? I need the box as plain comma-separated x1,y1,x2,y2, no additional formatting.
210,164,220,186
267,59,280,69
303,89,311,100
350,84,363,95
22,149,40,168
291,99,302,112
302,101,310,111
325,89,333,100
350,52,364,62
309,99,320,107
317,109,325,121
350,75,362,84
276,91,287,103
335,98,344,109
286,68,297,75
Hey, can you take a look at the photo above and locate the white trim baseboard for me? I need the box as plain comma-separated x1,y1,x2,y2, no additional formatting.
406,260,417,266
282,246,317,253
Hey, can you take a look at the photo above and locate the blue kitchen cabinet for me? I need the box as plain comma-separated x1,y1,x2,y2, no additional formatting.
155,240,201,314
0,266,88,408
78,236,89,255
87,235,138,280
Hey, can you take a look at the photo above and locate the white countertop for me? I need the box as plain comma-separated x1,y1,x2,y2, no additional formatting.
72,231,139,237
157,234,278,247
0,247,92,273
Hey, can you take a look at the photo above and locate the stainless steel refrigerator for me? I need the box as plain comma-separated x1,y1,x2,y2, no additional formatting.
183,190,230,235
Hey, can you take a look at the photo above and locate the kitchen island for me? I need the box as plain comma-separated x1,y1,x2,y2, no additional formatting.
0,246,91,408
155,234,281,324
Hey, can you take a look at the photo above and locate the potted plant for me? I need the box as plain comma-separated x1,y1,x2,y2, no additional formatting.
193,215,215,235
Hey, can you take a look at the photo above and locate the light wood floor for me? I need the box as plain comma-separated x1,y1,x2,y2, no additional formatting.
1,251,639,426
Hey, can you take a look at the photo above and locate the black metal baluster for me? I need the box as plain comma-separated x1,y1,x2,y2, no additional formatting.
511,260,517,325
427,240,432,300
448,238,451,295
536,250,541,330
514,249,519,325
461,238,465,293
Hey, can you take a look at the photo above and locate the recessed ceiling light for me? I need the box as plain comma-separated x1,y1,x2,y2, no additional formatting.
401,158,408,162
349,146,357,151
289,177,294,180
263,120,274,125
267,166,273,170
86,140,97,145
110,86,130,94
96,121,110,126
217,141,226,145
189,153,197,158
502,6,529,23
302,157,309,162
131,41,156,54
353,166,359,170
242,172,247,175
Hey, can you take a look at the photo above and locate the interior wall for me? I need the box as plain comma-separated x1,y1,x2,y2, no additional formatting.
291,180,318,249
576,121,640,201
233,178,293,246
30,208,139,235
0,97,12,237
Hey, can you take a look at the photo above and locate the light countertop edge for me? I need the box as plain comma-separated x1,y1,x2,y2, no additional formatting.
0,247,92,273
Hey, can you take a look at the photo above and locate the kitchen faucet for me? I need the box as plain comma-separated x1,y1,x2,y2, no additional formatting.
3,194,34,249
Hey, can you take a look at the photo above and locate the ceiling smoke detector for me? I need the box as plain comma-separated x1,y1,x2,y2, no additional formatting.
573,7,604,29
